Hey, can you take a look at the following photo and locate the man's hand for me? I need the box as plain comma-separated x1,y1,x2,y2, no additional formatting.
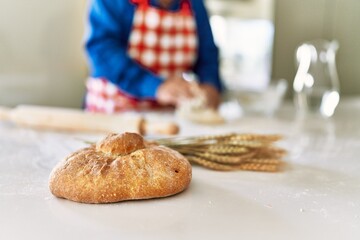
156,75,194,107
198,83,221,109
156,75,221,109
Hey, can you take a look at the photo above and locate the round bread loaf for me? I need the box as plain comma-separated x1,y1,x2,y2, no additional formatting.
49,132,192,203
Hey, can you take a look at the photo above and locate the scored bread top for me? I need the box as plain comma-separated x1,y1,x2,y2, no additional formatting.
49,132,192,204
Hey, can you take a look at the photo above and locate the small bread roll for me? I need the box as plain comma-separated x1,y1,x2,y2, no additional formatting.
49,133,192,203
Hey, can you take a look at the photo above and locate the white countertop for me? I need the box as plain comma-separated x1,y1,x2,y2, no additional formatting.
1,98,360,240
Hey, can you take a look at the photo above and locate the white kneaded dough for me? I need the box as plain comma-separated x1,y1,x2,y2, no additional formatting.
176,86,224,125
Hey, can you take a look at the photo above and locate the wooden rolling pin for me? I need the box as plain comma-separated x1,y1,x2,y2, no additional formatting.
0,105,179,135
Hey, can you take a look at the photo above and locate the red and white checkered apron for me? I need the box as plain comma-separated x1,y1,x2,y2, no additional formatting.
85,0,198,113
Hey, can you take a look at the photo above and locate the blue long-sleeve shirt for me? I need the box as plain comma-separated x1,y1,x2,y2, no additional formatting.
85,0,222,99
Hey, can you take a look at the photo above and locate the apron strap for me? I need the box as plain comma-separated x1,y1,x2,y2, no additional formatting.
180,0,191,11
131,0,191,10
130,0,148,5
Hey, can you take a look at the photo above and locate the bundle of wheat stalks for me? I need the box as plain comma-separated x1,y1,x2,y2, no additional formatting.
155,133,287,172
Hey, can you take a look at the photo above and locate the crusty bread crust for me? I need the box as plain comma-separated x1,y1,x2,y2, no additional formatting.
49,133,192,203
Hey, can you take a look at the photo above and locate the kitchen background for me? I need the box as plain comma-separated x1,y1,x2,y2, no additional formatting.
0,0,359,108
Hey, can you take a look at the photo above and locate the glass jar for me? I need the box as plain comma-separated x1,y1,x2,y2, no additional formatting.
293,39,340,117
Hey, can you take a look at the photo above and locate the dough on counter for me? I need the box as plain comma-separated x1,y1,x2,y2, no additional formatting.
176,86,224,125
49,132,192,204
176,104,225,125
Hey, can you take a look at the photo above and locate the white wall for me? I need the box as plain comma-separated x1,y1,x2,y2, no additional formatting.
206,0,274,20
272,0,360,96
0,0,88,107
206,0,275,92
